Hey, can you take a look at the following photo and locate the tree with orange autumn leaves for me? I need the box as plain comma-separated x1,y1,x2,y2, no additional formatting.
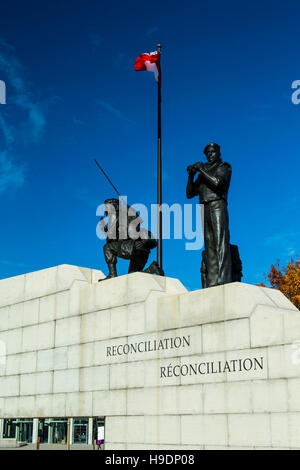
258,257,300,310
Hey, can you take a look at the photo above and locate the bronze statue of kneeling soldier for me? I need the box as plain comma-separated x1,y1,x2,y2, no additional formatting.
99,198,164,280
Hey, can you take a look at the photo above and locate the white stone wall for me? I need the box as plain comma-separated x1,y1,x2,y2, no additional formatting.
0,265,300,449
0,265,187,421
102,282,300,450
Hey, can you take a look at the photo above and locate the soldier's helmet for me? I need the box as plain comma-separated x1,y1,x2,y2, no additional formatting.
104,198,119,211
203,143,221,155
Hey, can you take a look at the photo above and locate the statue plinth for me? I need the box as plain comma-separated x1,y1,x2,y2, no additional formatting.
0,266,299,449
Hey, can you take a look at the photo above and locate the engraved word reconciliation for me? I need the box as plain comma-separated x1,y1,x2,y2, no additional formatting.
160,357,264,378
106,335,191,357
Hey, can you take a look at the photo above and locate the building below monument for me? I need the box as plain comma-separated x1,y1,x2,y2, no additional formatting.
0,264,300,449
0,266,108,447
1,416,104,446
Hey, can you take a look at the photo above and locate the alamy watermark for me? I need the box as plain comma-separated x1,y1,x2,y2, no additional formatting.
291,80,300,105
96,196,204,250
0,79,6,104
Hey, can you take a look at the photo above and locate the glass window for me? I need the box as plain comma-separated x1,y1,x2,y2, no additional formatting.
12,419,33,443
47,418,68,444
73,418,88,444
93,417,105,445
3,419,16,439
38,418,49,444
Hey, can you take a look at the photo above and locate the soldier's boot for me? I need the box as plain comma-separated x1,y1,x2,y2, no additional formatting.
128,251,149,274
99,263,117,282
144,261,165,276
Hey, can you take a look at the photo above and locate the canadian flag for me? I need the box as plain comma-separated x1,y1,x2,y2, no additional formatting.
134,51,161,86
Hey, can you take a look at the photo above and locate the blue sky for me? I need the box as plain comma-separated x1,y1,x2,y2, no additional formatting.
0,0,299,291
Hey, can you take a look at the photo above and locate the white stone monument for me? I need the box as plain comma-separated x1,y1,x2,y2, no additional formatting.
0,264,299,449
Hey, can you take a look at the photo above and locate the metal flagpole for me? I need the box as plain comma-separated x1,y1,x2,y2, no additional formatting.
157,43,163,271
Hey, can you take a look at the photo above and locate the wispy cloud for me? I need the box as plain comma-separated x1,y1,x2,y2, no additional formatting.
74,186,100,208
14,94,46,144
0,38,48,193
0,113,15,145
0,38,15,51
112,52,126,69
264,231,299,257
96,99,135,124
0,151,25,193
89,33,103,54
146,26,159,36
278,193,299,212
287,247,297,256
72,115,85,126
0,258,29,268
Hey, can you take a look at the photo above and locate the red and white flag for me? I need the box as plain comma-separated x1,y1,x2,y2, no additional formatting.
134,51,161,86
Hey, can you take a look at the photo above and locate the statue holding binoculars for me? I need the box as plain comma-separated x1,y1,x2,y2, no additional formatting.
186,142,237,287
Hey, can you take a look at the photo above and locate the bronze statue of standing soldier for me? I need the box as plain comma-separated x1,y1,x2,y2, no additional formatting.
187,143,240,287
